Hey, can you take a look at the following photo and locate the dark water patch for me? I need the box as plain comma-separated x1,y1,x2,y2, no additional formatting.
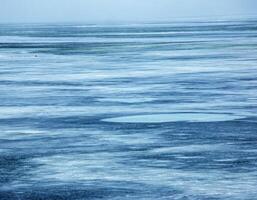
0,80,83,87
0,116,103,129
0,96,96,107
0,181,183,200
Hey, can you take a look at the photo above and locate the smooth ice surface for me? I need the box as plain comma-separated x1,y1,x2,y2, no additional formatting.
102,113,241,123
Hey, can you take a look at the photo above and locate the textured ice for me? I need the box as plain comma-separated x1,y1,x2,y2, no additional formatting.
1,20,257,200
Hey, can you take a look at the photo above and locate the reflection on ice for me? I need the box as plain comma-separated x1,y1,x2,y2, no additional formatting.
102,113,242,123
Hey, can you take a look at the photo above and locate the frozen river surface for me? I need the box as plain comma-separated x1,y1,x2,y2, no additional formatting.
0,20,257,199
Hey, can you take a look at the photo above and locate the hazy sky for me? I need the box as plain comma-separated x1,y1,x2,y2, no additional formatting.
1,0,257,23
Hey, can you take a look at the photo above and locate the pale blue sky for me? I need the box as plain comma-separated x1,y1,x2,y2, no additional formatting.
0,0,257,23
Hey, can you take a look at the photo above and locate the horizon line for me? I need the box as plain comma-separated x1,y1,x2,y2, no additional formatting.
1,13,257,25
